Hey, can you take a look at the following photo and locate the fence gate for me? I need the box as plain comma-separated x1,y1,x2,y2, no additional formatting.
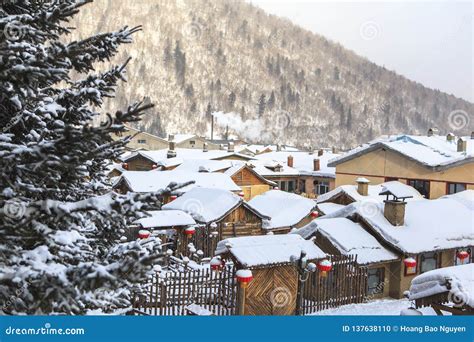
132,265,237,316
299,254,368,315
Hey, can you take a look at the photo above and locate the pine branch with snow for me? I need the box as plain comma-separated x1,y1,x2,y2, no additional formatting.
0,0,170,314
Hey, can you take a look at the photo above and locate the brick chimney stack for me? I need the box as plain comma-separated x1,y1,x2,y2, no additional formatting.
167,141,176,159
356,177,370,196
203,142,208,152
318,149,324,157
287,155,294,168
313,158,320,171
457,138,467,152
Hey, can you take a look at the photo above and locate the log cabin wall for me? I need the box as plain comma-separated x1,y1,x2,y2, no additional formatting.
126,155,155,171
219,205,263,239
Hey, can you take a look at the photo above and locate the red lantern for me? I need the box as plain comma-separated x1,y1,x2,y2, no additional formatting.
170,195,177,201
138,229,150,239
404,257,417,268
210,257,224,271
404,257,417,275
317,259,332,277
310,211,319,218
274,187,279,190
185,227,195,237
122,162,129,170
238,191,245,198
457,251,470,261
151,164,158,170
236,269,253,288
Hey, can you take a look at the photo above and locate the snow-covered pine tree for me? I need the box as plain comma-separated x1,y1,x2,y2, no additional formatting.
0,0,184,314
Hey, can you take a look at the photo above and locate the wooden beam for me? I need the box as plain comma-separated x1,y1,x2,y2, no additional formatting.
431,303,473,316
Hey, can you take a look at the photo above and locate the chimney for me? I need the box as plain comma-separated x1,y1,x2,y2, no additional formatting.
167,141,176,158
276,144,281,152
168,134,175,141
332,147,338,154
457,138,467,152
427,128,439,137
471,131,474,140
356,177,370,196
446,133,455,142
318,149,324,157
313,158,320,171
227,142,235,152
203,142,208,152
383,200,406,226
287,155,294,168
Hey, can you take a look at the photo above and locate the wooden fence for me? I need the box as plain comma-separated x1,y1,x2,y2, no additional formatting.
299,254,368,315
132,265,237,316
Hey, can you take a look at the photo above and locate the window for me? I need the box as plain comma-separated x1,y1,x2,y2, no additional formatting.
287,180,296,193
367,268,385,295
189,140,196,146
420,252,439,273
298,180,306,194
314,180,330,195
447,183,466,195
137,139,147,144
407,179,430,198
385,177,399,182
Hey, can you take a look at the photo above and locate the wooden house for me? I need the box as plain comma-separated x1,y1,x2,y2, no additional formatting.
215,234,326,315
254,150,340,197
134,210,196,255
248,190,317,234
112,125,168,151
318,188,474,298
174,160,275,200
294,217,399,298
328,131,474,199
162,188,269,256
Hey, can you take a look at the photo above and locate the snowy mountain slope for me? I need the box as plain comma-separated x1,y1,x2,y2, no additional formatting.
72,0,473,149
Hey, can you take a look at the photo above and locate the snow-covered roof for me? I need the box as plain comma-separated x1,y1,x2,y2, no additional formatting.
237,144,300,155
168,134,197,143
215,234,326,267
248,190,317,229
317,202,345,215
136,210,196,228
162,187,266,223
329,134,474,171
293,218,399,264
255,150,340,178
409,264,474,308
174,159,235,173
247,159,300,177
379,181,416,199
115,170,241,194
317,181,424,204
322,190,474,254
123,148,254,164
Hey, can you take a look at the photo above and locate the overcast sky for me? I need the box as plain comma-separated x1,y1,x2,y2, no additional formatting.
251,0,473,102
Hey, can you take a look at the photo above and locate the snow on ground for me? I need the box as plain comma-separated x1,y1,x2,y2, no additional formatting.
311,298,438,316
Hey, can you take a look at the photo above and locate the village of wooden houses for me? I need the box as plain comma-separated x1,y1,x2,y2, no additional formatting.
110,127,473,316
